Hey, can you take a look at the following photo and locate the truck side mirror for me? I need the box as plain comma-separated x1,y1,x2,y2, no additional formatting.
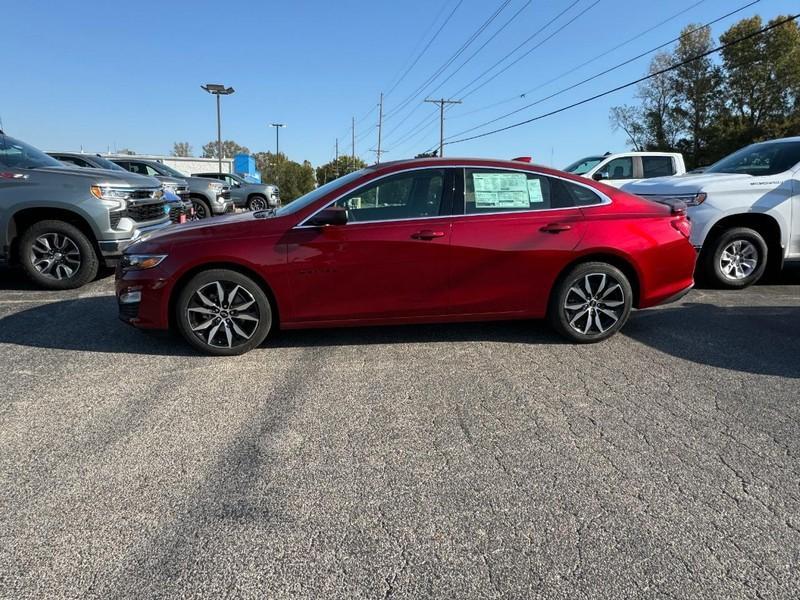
592,171,608,181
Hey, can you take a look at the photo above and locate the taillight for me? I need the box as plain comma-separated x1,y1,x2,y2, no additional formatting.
671,217,691,239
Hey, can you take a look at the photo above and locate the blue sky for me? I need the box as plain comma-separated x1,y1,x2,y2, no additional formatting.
2,0,796,169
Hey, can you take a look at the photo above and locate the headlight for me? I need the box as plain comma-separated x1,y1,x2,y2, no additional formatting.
162,183,177,193
90,185,130,209
121,254,168,271
208,182,225,193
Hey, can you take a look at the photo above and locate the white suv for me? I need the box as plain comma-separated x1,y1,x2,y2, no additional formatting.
623,137,800,288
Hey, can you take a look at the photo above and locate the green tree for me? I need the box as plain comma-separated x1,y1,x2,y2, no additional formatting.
254,152,316,202
672,25,721,168
315,155,368,185
202,140,250,159
172,142,192,157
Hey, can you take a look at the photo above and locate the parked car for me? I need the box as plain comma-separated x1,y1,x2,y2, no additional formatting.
192,172,280,211
0,133,170,289
564,151,686,187
117,157,695,355
623,137,800,288
48,151,194,224
110,158,232,219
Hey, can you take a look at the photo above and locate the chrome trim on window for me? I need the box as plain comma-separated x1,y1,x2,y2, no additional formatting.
294,164,611,229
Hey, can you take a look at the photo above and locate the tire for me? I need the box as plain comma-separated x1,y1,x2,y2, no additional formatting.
192,197,212,220
175,269,272,356
548,262,633,343
18,220,99,290
247,195,268,212
702,227,767,289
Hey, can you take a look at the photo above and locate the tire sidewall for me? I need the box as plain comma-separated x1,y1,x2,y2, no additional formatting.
247,195,267,211
175,269,272,356
19,220,98,290
707,228,767,289
549,262,633,343
192,198,212,219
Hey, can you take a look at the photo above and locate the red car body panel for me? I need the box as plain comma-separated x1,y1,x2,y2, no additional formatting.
117,158,696,332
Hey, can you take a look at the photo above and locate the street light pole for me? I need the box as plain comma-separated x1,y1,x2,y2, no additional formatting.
201,84,235,173
270,123,285,160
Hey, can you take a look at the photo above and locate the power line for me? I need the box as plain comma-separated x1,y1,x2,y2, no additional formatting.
382,0,513,126
425,98,463,156
454,0,713,120
442,13,800,147
385,0,464,97
445,0,761,142
384,0,588,148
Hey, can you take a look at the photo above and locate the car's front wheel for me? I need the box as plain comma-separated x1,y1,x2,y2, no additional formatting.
702,227,767,289
175,269,273,356
19,220,99,290
192,197,212,219
548,262,633,343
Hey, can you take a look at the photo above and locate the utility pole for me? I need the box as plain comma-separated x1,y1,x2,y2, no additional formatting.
376,92,384,163
351,116,356,171
425,98,462,157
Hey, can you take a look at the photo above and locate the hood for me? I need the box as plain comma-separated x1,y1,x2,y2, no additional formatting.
622,172,752,195
34,166,161,188
155,175,188,186
127,211,281,253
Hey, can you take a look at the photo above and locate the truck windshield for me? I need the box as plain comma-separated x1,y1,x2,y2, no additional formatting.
564,156,604,175
706,141,800,176
0,135,63,169
91,155,127,171
155,162,187,178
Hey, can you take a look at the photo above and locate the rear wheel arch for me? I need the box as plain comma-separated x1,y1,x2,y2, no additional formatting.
168,261,281,330
550,252,641,308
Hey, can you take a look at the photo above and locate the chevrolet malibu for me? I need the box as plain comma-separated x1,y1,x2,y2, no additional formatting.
116,157,696,355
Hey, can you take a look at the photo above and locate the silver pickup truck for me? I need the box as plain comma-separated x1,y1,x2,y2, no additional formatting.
0,133,171,289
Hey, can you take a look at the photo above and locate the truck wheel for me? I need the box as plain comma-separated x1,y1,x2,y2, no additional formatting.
703,227,767,289
19,220,98,290
247,195,268,211
192,198,212,219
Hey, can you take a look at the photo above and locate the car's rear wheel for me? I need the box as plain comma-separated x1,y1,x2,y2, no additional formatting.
247,195,268,211
19,220,98,290
175,269,272,356
192,197,211,219
549,262,633,343
702,227,767,289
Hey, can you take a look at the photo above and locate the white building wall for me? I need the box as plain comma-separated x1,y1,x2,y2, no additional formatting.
103,154,233,175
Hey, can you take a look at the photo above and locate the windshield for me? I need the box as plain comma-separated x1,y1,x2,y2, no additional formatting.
0,135,63,169
706,141,800,176
91,155,126,171
564,156,604,175
154,162,187,178
276,169,367,216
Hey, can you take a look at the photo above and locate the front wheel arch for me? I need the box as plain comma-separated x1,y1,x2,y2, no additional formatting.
168,261,281,331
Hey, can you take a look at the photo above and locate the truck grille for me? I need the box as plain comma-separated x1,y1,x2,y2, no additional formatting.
128,189,160,200
127,202,167,223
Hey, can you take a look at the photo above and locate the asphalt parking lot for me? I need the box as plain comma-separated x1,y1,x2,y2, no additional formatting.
1,266,799,599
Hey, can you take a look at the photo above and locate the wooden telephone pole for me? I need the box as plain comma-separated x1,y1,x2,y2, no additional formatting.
424,98,462,157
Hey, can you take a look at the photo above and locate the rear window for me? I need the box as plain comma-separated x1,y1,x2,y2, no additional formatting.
642,156,675,178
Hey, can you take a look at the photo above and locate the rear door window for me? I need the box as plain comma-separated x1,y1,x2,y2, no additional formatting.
642,156,675,178
464,169,573,214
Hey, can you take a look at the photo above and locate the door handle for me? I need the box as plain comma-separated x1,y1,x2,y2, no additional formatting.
411,230,445,240
540,223,572,233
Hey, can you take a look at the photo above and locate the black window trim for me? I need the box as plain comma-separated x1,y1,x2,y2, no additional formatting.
296,165,610,228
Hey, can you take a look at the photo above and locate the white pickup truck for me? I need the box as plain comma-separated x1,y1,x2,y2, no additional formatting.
622,137,800,288
564,151,686,188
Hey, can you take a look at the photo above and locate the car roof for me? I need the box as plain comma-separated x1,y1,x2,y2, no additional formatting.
367,156,567,176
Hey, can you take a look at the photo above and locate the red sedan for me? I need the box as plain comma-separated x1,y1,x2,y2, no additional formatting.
116,157,696,355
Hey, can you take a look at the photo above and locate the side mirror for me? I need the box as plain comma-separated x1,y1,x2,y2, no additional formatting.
309,206,348,227
592,171,608,181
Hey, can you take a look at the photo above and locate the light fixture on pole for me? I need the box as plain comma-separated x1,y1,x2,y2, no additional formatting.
270,123,286,159
201,83,235,174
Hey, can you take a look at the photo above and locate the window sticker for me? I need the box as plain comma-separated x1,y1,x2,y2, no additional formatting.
527,178,544,203
472,172,530,208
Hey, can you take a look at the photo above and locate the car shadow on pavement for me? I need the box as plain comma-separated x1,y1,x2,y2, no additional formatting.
0,295,566,355
624,302,800,379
